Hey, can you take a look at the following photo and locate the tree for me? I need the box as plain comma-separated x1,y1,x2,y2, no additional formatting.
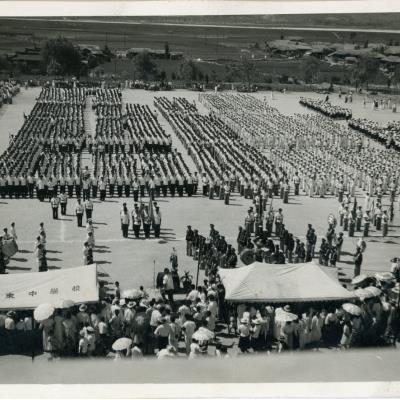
180,60,198,82
239,56,256,89
42,37,82,76
103,44,113,61
0,55,10,71
159,70,167,82
391,65,400,87
358,57,380,89
133,51,156,80
302,56,321,84
164,42,170,59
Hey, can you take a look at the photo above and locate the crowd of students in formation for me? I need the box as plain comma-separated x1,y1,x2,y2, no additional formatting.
0,81,19,106
0,87,86,195
299,97,352,119
349,118,400,151
1,84,400,358
197,93,400,223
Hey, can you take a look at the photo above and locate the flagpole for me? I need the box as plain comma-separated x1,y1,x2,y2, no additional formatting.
153,259,156,291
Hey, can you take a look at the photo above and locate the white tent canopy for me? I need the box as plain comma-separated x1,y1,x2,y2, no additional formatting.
219,262,355,303
0,264,99,310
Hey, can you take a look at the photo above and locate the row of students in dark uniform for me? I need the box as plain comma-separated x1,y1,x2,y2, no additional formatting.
185,224,238,279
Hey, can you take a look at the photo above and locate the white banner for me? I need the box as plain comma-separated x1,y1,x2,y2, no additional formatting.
0,264,99,309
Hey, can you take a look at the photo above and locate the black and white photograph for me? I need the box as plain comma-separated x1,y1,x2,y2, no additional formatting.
0,1,400,396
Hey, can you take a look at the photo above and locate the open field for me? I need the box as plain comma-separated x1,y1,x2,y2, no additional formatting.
2,17,400,60
1,88,400,295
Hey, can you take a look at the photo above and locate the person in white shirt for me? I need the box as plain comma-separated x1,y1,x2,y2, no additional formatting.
10,222,17,240
75,198,84,227
120,205,130,238
182,314,196,354
162,268,175,305
78,331,88,356
153,206,162,238
84,198,94,221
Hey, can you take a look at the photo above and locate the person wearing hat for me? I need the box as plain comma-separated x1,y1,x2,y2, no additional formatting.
124,301,136,337
157,344,177,359
50,194,60,219
85,326,96,356
5,311,16,331
154,316,172,352
75,198,84,227
77,304,90,328
153,206,162,238
84,197,94,222
185,225,194,257
238,317,251,353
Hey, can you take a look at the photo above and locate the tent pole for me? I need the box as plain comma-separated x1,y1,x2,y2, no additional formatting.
195,252,201,289
153,260,156,291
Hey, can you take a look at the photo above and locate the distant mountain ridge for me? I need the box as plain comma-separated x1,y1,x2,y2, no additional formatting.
64,14,400,30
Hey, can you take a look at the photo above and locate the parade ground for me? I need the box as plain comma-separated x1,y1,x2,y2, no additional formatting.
1,87,400,293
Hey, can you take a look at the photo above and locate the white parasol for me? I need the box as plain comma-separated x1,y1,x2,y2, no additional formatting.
342,303,362,316
351,274,369,286
274,311,298,322
121,289,143,299
53,299,74,309
112,337,132,351
192,327,214,341
34,303,55,322
364,286,382,298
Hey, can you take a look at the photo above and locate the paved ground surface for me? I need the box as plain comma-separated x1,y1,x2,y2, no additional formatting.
1,88,400,294
1,348,400,385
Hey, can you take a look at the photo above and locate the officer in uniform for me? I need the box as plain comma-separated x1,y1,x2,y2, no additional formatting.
139,175,146,198
349,215,355,237
117,175,124,198
224,182,230,205
187,173,193,197
283,180,290,204
75,198,84,227
193,172,199,195
382,210,389,237
132,177,139,202
161,175,169,197
132,205,142,238
142,206,151,239
186,226,194,256
124,174,131,198
51,195,60,219
343,206,350,231
82,177,90,201
99,177,107,201
363,210,370,237
59,191,68,215
109,173,116,197
375,205,383,231
355,206,363,231
0,175,6,198
67,174,74,198
20,174,27,198
293,172,300,196
84,198,94,221
153,206,162,238
91,175,98,199
75,174,82,199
